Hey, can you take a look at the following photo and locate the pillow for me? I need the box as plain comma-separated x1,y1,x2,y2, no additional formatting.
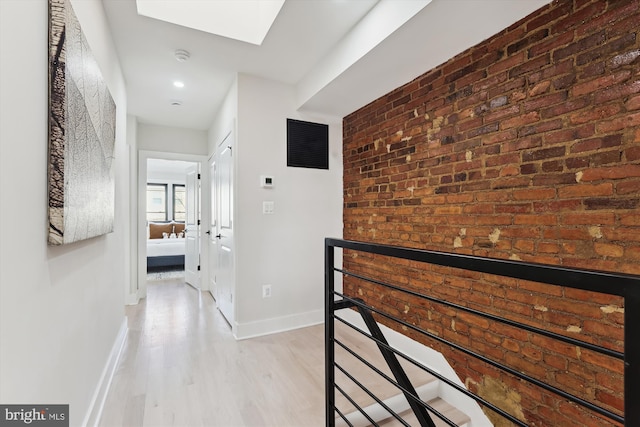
173,222,185,234
149,222,173,239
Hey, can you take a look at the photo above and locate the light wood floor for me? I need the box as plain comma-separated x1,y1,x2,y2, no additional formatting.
99,278,466,427
99,278,326,427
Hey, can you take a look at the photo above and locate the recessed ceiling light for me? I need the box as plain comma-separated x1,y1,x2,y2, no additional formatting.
173,81,185,88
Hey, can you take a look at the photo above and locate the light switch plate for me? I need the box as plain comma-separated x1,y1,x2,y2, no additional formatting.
263,201,274,214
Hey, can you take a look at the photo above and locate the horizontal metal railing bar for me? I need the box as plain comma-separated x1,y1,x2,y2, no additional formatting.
335,339,457,427
336,267,624,360
327,238,640,297
336,383,379,427
335,362,412,427
334,291,624,424
334,312,528,427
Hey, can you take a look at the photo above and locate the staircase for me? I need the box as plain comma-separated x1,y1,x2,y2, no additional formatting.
333,318,472,427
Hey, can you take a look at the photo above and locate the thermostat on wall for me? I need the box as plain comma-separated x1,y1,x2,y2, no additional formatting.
260,175,274,188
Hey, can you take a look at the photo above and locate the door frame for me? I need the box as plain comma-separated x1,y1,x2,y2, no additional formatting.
137,150,208,301
184,163,201,288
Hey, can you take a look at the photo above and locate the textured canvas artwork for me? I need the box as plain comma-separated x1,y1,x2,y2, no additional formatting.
48,0,116,245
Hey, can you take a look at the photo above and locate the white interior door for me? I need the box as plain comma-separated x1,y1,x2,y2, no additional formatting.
185,164,200,287
214,133,234,327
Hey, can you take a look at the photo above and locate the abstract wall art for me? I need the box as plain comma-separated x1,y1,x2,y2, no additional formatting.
48,0,116,245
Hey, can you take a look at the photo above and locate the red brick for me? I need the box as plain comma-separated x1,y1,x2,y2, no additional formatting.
503,136,542,153
572,70,631,97
522,146,566,162
568,104,622,125
626,247,640,260
570,135,622,153
617,179,640,195
628,94,640,111
528,31,574,58
579,165,640,181
501,111,540,130
512,188,556,200
562,212,616,225
514,214,557,225
541,96,590,118
545,124,595,145
537,242,561,254
558,183,613,198
594,243,624,258
596,111,640,133
524,92,568,112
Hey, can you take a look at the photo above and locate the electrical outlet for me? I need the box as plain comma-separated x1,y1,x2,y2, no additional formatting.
262,284,272,298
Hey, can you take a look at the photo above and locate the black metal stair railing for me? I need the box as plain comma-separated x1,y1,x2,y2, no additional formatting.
325,238,640,427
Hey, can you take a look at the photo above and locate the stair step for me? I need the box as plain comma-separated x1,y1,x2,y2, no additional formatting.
376,397,470,427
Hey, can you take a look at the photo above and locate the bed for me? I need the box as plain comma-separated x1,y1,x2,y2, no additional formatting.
147,222,186,270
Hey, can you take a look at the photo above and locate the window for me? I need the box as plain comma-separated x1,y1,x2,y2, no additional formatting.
146,184,167,221
173,185,186,222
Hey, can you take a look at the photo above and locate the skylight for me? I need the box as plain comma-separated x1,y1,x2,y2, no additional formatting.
136,0,286,45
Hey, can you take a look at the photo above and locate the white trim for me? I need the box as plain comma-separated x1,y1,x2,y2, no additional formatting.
234,309,324,340
82,319,127,427
125,291,140,306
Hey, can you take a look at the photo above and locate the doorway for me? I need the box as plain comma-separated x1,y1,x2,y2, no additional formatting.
137,151,207,301
145,158,194,282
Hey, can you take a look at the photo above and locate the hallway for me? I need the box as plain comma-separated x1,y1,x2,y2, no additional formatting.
99,279,325,426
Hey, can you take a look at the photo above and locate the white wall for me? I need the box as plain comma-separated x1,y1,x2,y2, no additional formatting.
0,1,128,425
138,122,208,155
209,74,343,338
208,77,238,154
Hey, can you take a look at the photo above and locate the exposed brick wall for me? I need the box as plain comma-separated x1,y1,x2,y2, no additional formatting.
342,0,639,425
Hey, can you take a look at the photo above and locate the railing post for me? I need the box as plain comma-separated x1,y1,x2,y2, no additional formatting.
625,293,640,427
325,239,336,427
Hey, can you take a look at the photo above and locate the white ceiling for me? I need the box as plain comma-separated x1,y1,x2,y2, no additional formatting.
103,0,550,131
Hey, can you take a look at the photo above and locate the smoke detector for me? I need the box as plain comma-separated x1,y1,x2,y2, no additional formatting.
174,49,190,62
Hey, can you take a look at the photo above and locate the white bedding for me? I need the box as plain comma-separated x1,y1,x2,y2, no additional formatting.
147,238,185,257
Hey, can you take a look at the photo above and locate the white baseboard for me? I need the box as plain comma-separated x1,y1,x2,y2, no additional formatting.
125,291,139,305
234,309,324,340
82,319,128,427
